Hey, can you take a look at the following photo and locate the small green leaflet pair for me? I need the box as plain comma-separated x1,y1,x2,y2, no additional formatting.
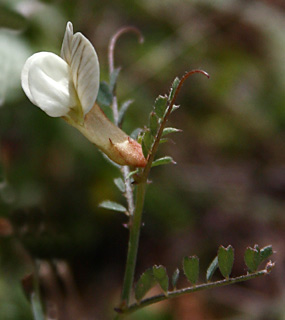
135,265,169,303
134,256,199,303
134,244,273,303
206,244,273,281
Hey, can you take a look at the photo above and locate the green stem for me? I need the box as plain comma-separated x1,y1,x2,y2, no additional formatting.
121,269,271,315
120,182,146,307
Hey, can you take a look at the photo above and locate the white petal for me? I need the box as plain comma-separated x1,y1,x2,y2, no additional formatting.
21,52,78,117
60,22,100,116
60,21,73,65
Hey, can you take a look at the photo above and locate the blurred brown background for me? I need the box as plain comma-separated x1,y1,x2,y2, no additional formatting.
0,0,284,319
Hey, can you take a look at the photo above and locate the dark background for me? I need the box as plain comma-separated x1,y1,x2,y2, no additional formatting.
0,0,284,319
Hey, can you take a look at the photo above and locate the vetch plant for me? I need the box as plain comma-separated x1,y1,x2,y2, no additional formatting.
21,22,275,319
21,22,146,168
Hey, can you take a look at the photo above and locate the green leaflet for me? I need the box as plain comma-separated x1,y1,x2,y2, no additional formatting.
151,156,175,167
149,112,159,136
169,77,180,101
218,245,234,278
162,127,182,136
154,95,168,118
206,256,219,282
114,177,126,193
183,256,199,285
172,268,180,289
99,200,127,213
244,245,273,273
153,265,169,294
135,268,156,302
142,129,154,158
97,81,113,107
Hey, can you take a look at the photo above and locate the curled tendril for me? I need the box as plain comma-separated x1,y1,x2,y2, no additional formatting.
108,26,144,126
108,26,144,75
170,70,210,110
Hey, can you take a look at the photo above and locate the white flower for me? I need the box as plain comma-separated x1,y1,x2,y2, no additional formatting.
21,22,146,167
21,21,99,120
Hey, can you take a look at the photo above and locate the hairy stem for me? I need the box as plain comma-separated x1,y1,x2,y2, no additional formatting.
120,182,147,306
122,166,135,216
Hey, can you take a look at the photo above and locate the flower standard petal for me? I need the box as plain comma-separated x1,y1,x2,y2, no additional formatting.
21,52,78,117
60,22,100,116
60,21,73,64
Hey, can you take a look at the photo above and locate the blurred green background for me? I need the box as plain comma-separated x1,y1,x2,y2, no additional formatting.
0,0,284,319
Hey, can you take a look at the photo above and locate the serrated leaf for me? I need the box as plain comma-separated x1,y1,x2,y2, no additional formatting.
183,256,199,285
149,112,159,136
162,127,182,137
99,200,127,213
114,177,126,193
151,156,175,168
154,95,168,118
206,256,218,282
153,265,169,294
172,268,180,289
260,245,273,263
244,247,260,273
135,268,156,302
97,81,113,107
169,77,180,101
118,99,134,125
109,67,121,92
218,245,234,278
